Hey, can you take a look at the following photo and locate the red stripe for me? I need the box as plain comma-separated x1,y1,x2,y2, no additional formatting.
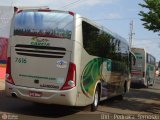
131,72,143,75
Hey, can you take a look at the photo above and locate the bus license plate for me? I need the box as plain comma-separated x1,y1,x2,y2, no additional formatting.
29,91,42,97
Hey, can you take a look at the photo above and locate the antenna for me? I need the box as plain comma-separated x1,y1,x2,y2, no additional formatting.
129,20,135,49
11,0,14,7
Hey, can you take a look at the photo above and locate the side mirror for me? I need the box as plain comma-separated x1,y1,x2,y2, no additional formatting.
133,55,136,65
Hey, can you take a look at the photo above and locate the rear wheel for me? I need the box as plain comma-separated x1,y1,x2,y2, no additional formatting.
150,79,154,86
91,87,100,112
126,80,130,92
146,79,150,88
116,81,127,101
116,95,123,100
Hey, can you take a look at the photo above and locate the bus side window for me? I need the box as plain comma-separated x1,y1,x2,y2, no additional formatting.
129,51,136,71
129,52,136,65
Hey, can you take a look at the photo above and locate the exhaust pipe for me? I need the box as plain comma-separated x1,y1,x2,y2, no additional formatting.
11,92,17,98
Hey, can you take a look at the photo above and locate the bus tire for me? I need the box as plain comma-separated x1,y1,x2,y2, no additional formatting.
124,81,127,93
116,95,123,100
116,81,128,101
146,79,149,88
126,80,130,92
91,86,100,112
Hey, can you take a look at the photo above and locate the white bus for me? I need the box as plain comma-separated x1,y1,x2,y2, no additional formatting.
6,8,134,111
131,48,156,87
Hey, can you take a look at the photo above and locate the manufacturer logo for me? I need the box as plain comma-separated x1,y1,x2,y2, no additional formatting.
31,37,50,46
56,60,67,69
40,84,59,89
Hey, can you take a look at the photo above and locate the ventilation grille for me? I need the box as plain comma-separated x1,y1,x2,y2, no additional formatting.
15,44,66,58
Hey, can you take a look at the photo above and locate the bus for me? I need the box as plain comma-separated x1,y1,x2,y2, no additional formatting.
6,8,134,111
131,48,156,87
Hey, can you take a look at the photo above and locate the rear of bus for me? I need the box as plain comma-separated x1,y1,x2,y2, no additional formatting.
5,9,78,106
131,48,146,86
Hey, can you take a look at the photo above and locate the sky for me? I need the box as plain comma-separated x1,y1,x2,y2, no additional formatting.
0,0,160,61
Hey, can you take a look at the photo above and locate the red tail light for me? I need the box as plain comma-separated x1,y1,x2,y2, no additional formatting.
38,9,51,12
16,10,23,14
69,11,75,16
6,57,15,85
61,62,76,90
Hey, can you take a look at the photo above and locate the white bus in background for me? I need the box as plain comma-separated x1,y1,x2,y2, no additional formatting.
6,8,134,111
131,48,156,87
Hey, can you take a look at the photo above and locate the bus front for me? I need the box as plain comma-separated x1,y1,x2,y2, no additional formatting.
5,9,77,106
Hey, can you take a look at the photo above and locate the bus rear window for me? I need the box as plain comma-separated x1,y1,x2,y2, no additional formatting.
14,11,73,39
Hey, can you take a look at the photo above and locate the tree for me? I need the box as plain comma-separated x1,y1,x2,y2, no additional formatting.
139,0,160,33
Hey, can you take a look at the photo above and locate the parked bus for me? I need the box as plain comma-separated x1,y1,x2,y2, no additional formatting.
6,8,134,111
131,48,156,87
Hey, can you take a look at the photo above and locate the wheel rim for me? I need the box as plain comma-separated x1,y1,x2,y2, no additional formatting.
94,91,98,107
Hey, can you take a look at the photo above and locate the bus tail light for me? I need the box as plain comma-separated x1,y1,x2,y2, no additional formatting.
69,11,75,16
60,62,76,90
6,57,15,85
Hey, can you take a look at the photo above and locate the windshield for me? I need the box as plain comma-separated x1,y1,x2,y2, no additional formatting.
132,52,144,72
14,11,73,39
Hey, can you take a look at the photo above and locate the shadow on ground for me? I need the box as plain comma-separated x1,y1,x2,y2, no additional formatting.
99,87,160,114
0,81,159,118
0,91,88,118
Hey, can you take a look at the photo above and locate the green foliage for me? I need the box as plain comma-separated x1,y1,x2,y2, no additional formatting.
139,0,160,33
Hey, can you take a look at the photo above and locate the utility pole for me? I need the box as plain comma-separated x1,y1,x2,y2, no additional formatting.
129,20,135,50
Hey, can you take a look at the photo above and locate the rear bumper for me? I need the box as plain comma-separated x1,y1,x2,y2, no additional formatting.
5,82,77,106
131,78,145,86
